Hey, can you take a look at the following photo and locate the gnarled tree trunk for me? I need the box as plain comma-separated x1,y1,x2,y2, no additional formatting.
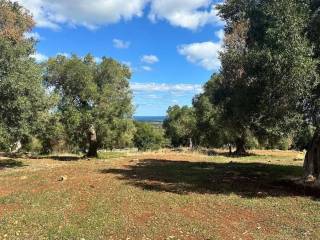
234,137,247,155
87,125,98,158
304,129,320,183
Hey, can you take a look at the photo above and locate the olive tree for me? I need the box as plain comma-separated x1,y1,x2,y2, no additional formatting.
45,54,135,157
215,0,318,155
163,105,197,148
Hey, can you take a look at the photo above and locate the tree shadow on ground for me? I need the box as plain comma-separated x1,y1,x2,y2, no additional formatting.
0,159,26,170
0,153,86,162
203,149,258,158
101,159,320,199
0,152,82,162
172,149,258,158
32,155,82,161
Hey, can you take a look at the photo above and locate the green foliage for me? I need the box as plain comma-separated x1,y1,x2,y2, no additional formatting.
163,106,197,147
292,124,315,151
193,74,231,147
260,136,292,151
22,137,42,153
45,54,135,155
0,0,48,151
245,0,318,131
37,114,66,154
182,0,320,154
209,0,319,153
0,122,12,151
308,0,320,63
133,122,165,151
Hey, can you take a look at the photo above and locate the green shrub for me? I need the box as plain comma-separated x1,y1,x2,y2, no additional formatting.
259,135,293,151
21,137,42,153
0,124,11,151
133,122,165,151
38,115,67,154
292,124,315,151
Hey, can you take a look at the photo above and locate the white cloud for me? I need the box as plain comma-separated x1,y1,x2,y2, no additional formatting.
24,32,42,40
16,0,148,29
17,0,223,30
178,30,224,71
113,39,131,49
30,52,48,63
141,66,153,71
131,82,203,93
17,0,60,29
141,55,159,64
149,0,223,30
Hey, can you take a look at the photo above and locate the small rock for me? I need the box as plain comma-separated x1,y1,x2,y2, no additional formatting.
58,176,67,182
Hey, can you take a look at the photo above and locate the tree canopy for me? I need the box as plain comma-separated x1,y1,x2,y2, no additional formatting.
0,0,48,151
163,105,197,148
210,0,319,154
45,54,135,157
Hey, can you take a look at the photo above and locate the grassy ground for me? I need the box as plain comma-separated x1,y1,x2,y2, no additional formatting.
0,149,319,240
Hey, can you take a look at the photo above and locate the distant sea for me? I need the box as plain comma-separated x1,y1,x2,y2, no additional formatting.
134,116,166,123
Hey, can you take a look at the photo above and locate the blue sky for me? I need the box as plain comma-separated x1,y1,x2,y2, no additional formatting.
19,0,224,116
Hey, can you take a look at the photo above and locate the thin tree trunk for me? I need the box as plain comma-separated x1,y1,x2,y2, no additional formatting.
234,137,247,155
87,125,98,158
229,144,232,155
304,129,320,182
189,138,193,149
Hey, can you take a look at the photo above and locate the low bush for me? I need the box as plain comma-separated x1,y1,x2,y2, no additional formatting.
133,122,166,151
